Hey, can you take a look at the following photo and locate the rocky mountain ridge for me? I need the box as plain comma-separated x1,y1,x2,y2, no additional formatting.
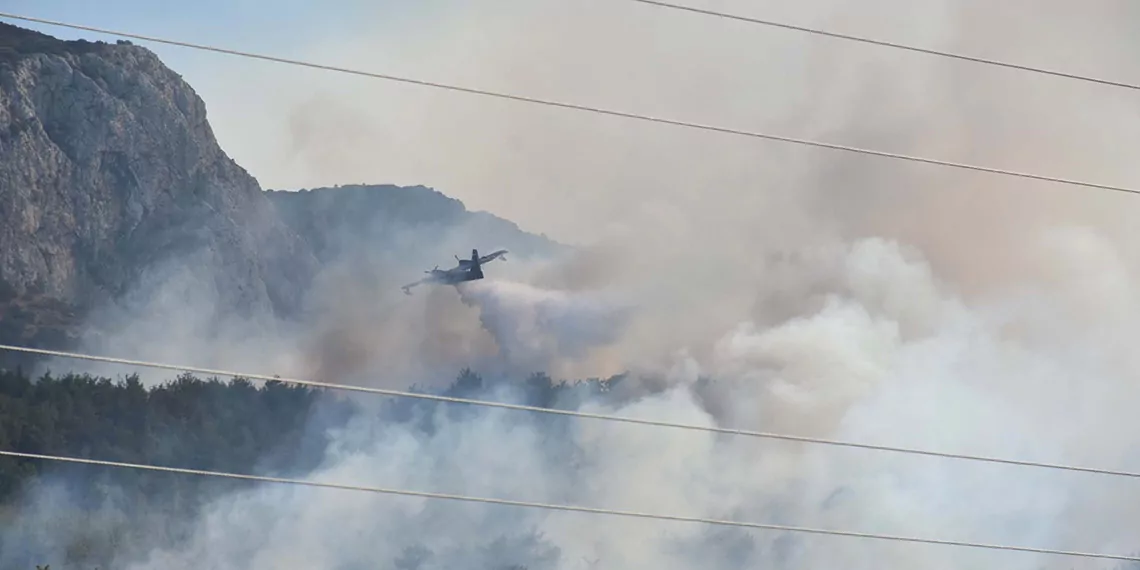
0,22,561,370
266,184,561,265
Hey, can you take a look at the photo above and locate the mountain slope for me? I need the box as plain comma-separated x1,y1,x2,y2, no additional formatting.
0,22,324,309
266,184,563,266
0,23,565,371
0,22,321,363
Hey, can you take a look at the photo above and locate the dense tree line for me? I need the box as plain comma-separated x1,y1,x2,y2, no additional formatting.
0,367,349,569
0,365,627,569
0,364,625,506
0,368,340,505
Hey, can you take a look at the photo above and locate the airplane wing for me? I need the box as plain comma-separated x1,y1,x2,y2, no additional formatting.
401,277,429,295
477,249,508,264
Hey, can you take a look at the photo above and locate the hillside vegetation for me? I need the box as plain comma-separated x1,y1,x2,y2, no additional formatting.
0,366,624,569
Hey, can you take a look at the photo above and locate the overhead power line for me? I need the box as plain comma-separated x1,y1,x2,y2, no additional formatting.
2,12,1140,199
5,343,1140,482
626,0,1140,93
3,449,1138,562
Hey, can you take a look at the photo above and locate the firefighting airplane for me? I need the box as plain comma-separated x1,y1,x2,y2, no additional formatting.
401,248,508,295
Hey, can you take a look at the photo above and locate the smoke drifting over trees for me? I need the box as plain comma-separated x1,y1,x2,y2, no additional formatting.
7,0,1140,568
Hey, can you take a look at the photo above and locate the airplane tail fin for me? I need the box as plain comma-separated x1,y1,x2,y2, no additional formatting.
470,249,484,278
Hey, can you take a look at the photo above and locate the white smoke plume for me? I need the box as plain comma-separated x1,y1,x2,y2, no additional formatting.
455,279,634,379
12,0,1140,568
85,235,1140,570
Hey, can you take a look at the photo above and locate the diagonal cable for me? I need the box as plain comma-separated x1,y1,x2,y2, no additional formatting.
625,0,1140,93
1,12,1140,198
5,343,1140,481
2,449,1138,562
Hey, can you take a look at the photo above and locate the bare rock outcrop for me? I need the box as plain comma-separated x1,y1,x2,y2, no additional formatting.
0,22,319,362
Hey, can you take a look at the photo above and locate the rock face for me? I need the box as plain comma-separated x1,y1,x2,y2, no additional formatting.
0,23,565,370
0,22,319,358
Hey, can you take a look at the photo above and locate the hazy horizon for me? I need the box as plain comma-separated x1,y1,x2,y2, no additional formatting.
10,0,1140,246
9,2,1140,568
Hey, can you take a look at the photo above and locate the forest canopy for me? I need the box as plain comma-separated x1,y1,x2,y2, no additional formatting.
0,366,626,569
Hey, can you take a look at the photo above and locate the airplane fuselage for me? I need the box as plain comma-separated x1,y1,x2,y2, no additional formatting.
426,266,483,285
403,248,506,294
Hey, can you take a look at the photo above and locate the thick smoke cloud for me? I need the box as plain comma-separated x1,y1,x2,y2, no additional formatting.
73,237,1140,570
186,0,1140,376
456,279,633,379
14,0,1140,567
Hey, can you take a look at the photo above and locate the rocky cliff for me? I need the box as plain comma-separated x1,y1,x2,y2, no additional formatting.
0,22,319,367
1,21,323,310
0,22,564,370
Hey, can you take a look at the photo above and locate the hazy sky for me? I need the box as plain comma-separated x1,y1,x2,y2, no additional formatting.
7,0,1140,246
0,0,931,243
14,6,1140,566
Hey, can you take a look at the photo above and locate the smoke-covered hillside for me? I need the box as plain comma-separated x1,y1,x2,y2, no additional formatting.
0,20,568,383
6,1,1140,568
0,367,631,570
266,184,562,266
0,20,318,371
